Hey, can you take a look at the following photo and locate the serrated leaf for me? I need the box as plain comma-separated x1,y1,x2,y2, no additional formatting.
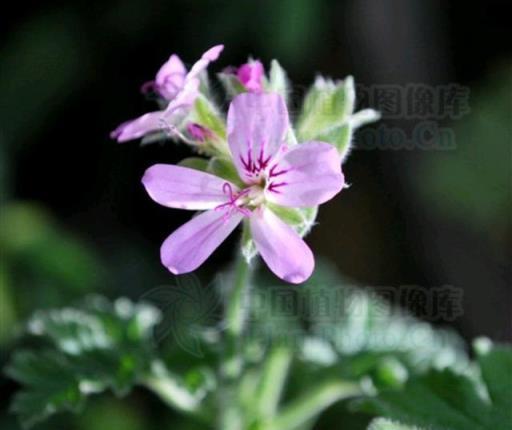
268,60,290,102
5,297,162,427
6,350,87,429
302,263,468,374
356,344,512,430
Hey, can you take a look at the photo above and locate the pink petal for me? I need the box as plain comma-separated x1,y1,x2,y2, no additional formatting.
160,209,243,274
250,207,314,284
110,111,164,143
162,78,200,118
142,164,238,210
155,54,187,100
227,93,289,183
186,44,224,81
265,142,344,207
237,60,265,93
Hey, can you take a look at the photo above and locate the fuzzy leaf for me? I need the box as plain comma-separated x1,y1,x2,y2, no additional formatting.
356,343,512,430
5,297,161,428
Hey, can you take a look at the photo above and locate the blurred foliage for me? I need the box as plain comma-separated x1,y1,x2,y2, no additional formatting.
357,341,512,430
5,297,161,428
0,202,106,343
367,418,423,430
6,262,492,430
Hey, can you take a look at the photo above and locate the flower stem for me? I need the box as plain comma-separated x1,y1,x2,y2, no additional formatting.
218,251,253,429
225,251,252,339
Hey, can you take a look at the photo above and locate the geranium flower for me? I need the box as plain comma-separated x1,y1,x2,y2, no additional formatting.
111,45,224,143
142,93,344,283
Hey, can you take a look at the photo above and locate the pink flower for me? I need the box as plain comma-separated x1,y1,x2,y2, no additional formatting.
236,60,265,93
142,93,344,283
111,45,224,143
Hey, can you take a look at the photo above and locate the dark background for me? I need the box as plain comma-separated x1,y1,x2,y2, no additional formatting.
1,0,511,428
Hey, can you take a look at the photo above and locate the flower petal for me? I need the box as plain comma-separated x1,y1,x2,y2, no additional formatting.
155,54,187,100
142,164,238,210
186,44,224,81
250,207,314,284
237,60,265,93
110,111,164,143
265,142,344,207
162,78,200,118
227,93,289,183
161,209,243,274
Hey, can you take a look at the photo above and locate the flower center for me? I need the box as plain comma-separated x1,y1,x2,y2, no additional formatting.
215,183,265,219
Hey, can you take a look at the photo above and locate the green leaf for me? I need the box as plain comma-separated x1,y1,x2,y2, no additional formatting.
6,350,87,428
267,59,290,102
475,340,512,425
368,417,424,430
302,262,468,375
356,343,512,430
5,297,163,427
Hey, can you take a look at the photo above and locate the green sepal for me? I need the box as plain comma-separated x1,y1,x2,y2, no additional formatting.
217,72,247,98
318,123,353,160
208,157,244,187
297,75,355,141
178,157,209,172
267,59,290,103
267,203,318,238
191,94,227,141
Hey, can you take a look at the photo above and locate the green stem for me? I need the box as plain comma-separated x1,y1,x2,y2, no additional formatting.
218,250,254,430
265,381,362,430
256,345,293,420
225,252,252,339
142,361,203,416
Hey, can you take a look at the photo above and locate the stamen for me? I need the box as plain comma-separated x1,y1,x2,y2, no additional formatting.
215,183,251,220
